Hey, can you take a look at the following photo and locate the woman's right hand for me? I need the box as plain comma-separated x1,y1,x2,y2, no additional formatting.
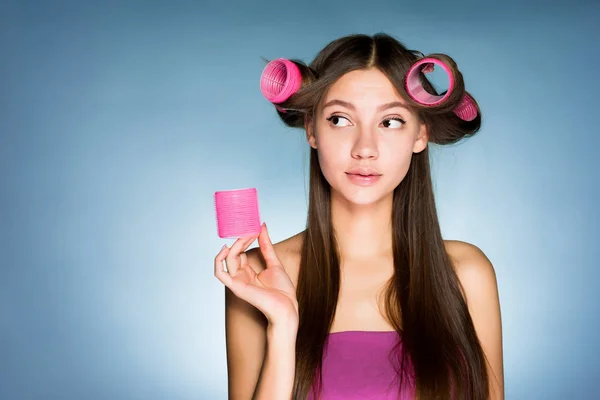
214,223,299,328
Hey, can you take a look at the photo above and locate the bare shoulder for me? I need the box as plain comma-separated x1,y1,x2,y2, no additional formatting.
442,239,500,314
444,240,504,398
245,230,304,285
444,240,498,292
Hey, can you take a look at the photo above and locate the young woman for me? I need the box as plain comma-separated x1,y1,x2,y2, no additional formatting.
214,33,504,400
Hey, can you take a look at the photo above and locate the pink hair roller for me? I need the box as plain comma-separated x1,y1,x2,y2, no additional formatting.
405,57,477,122
260,58,302,109
214,188,262,238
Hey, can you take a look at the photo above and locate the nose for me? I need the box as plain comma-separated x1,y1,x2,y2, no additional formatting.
351,128,379,160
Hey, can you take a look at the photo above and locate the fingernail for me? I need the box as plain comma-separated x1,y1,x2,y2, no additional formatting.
221,244,227,250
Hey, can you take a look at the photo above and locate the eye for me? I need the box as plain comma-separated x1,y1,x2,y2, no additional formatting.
326,115,352,127
381,117,405,128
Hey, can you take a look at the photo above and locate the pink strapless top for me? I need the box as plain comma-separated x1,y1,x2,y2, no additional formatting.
306,330,415,400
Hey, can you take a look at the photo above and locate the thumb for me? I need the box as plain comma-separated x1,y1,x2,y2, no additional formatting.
258,223,280,268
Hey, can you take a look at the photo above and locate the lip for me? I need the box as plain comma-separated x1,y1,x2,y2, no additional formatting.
346,167,382,176
345,172,382,186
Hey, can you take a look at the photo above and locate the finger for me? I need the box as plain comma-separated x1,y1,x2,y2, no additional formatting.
224,236,252,275
239,251,260,276
215,247,265,308
225,234,258,276
238,252,260,282
257,223,281,269
214,245,233,286
239,252,249,269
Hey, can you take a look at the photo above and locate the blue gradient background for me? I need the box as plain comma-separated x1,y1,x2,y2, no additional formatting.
1,0,598,399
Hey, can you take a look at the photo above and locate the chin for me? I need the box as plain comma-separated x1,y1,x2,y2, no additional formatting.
333,186,393,207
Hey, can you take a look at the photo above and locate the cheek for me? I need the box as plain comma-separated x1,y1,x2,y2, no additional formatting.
316,143,342,173
316,132,346,161
315,136,349,182
382,142,415,180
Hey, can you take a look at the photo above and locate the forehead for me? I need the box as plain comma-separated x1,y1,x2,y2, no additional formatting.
323,68,404,104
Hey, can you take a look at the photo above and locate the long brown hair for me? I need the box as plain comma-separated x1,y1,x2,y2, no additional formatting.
270,33,488,400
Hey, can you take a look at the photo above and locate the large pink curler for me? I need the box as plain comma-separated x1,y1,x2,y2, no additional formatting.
404,57,477,122
214,188,261,238
260,58,302,104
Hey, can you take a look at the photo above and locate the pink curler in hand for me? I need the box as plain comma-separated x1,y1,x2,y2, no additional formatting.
404,57,478,122
214,188,262,238
260,58,302,108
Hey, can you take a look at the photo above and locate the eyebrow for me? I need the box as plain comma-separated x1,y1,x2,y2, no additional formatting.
322,99,409,112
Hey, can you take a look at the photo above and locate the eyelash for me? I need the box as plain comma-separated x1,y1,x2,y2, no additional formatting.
325,114,406,127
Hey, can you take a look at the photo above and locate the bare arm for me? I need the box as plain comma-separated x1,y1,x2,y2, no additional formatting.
452,241,505,400
252,322,298,400
217,225,299,400
225,263,298,400
225,283,267,399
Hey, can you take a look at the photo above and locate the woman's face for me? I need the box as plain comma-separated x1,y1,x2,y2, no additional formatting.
306,68,429,206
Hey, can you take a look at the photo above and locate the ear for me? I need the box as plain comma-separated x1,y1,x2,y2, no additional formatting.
304,116,317,149
412,121,429,153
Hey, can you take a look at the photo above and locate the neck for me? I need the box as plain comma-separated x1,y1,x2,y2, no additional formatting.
330,190,394,263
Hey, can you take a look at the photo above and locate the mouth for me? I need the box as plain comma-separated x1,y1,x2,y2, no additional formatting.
345,167,382,177
345,172,382,186
346,173,381,177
